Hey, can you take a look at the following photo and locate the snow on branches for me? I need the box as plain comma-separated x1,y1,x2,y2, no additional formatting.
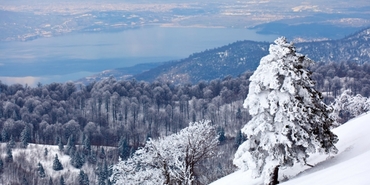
110,120,219,185
330,89,370,124
233,37,338,184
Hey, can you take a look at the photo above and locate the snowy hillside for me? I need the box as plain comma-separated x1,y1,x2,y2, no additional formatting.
211,112,370,185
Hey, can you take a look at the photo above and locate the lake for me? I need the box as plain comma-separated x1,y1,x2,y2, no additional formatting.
0,26,277,86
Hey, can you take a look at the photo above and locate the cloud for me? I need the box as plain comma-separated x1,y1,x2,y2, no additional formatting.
0,76,42,87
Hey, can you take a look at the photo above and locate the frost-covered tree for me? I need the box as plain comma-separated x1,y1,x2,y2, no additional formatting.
110,120,219,185
331,89,370,124
233,37,338,184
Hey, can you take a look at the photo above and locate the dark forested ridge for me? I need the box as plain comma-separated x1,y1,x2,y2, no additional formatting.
132,27,370,84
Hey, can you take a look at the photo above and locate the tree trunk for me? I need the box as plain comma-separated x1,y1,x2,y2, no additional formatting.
269,165,280,185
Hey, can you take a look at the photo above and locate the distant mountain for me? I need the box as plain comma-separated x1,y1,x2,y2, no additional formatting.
81,27,370,84
76,62,164,85
133,27,370,84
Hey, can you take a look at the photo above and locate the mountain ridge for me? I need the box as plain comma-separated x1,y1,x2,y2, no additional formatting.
134,27,370,84
79,27,370,84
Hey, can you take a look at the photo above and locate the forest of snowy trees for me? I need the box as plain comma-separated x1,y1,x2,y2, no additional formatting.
0,49,370,183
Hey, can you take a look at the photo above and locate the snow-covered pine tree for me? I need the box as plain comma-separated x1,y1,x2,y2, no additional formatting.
82,135,91,155
233,37,338,184
1,128,9,142
53,154,63,171
99,147,106,160
71,150,84,169
118,136,131,160
5,147,13,163
56,136,64,152
97,161,109,185
0,159,3,173
60,176,65,185
37,162,46,178
78,170,89,185
44,148,48,158
7,135,15,149
20,125,31,148
65,135,76,155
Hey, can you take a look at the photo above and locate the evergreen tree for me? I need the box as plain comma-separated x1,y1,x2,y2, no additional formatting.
0,159,3,173
99,147,106,160
78,170,89,185
234,130,244,148
217,126,226,143
5,147,13,163
83,135,91,155
233,38,338,184
59,176,65,185
37,162,46,178
117,136,131,160
1,128,9,142
65,135,76,155
71,150,84,169
52,154,63,171
49,177,53,185
236,107,243,119
22,174,29,185
97,161,108,185
44,148,49,158
20,125,31,148
87,150,97,165
57,137,64,152
7,135,15,149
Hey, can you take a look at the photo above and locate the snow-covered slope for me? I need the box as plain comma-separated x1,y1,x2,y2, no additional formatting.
211,112,370,185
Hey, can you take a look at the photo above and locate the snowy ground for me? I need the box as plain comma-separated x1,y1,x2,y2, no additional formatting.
0,143,114,184
211,112,370,185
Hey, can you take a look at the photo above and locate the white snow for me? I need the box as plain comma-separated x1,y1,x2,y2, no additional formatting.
211,112,370,185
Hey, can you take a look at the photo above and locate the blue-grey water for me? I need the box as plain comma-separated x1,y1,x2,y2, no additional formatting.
0,26,278,86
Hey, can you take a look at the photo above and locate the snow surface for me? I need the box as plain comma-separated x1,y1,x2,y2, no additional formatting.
211,112,370,185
